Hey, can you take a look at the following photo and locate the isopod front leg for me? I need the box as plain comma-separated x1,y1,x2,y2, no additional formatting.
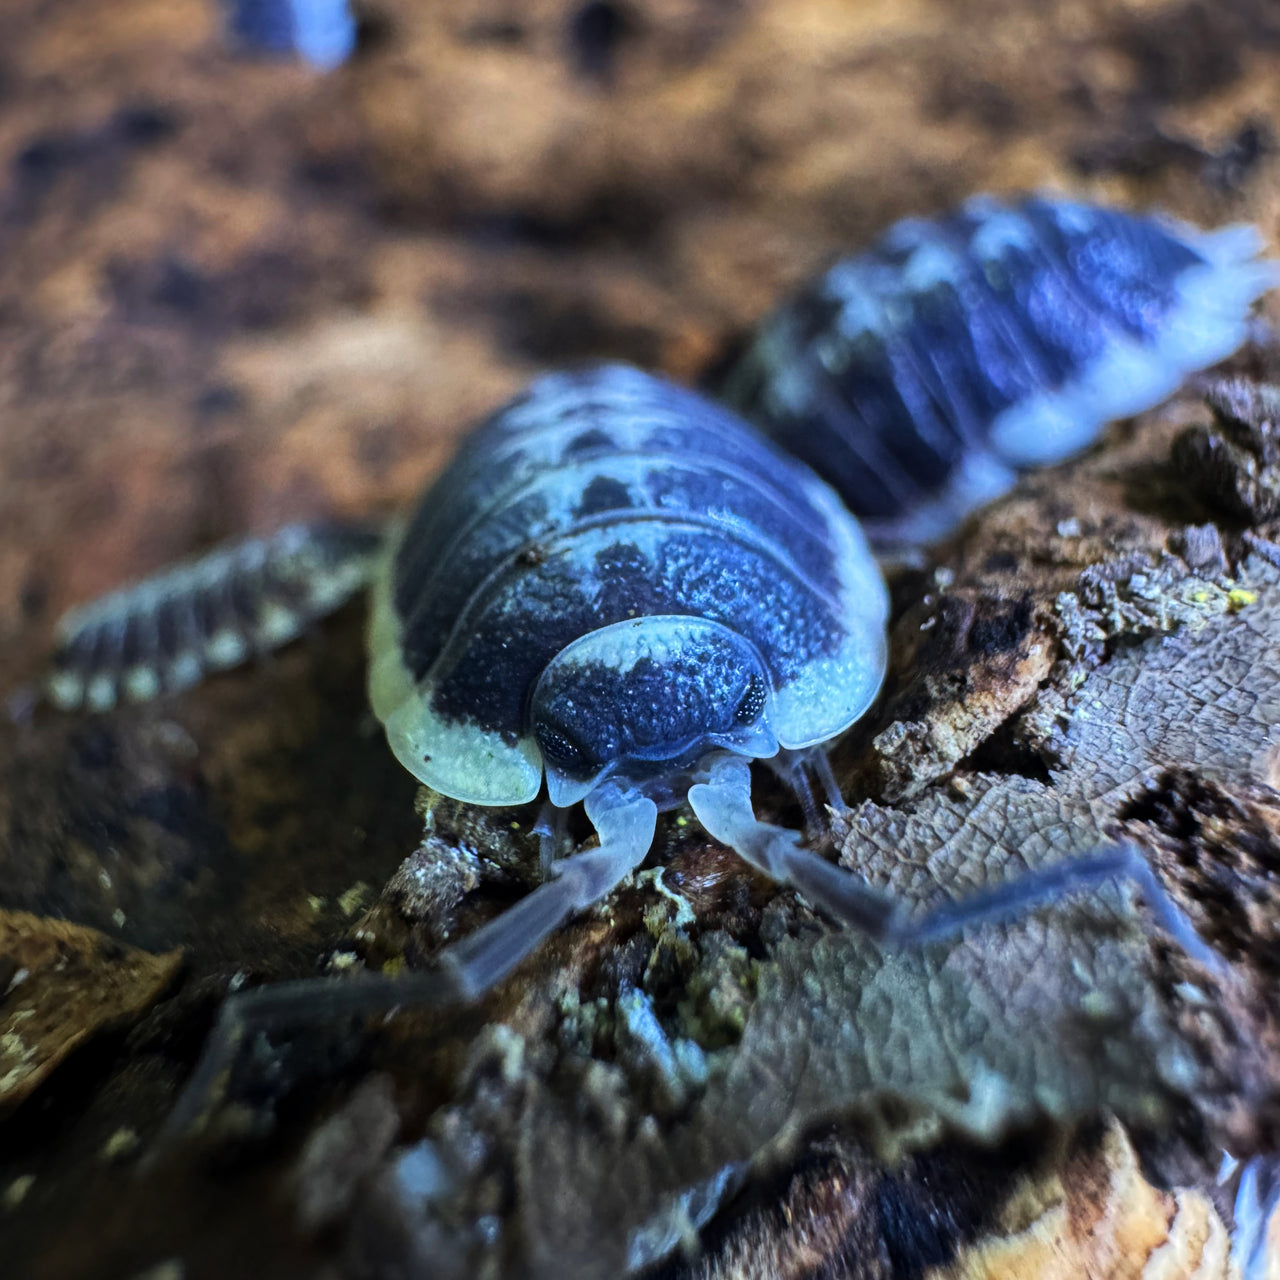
689,755,1225,972
151,783,657,1156
689,755,909,940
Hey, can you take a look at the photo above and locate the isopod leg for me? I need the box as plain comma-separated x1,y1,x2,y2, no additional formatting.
437,784,656,1000
805,749,848,816
763,752,822,841
689,756,909,938
151,784,656,1155
149,970,444,1157
763,748,850,845
887,842,1224,971
689,755,1224,972
531,800,570,877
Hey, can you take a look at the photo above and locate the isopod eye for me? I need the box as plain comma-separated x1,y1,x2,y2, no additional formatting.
534,721,593,774
734,673,767,725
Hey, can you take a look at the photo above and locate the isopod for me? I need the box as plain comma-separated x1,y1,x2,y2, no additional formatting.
725,194,1280,543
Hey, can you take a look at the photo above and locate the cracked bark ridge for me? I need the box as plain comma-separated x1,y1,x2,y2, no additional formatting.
865,588,1057,804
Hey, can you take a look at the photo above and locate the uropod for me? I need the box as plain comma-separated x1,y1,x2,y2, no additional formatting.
43,196,1277,1133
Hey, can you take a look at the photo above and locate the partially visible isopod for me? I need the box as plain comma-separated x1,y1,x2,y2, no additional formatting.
724,194,1280,544
47,522,383,712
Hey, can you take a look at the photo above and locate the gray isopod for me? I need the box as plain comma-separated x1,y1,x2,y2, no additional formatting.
362,362,899,997
725,194,1280,544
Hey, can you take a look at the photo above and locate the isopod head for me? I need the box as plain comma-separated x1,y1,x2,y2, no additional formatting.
529,615,778,807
